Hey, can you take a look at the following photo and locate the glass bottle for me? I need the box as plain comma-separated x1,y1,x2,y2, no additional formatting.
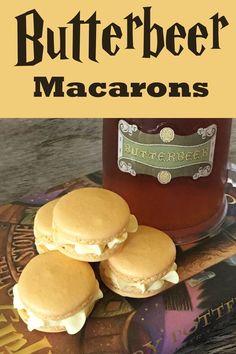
103,119,232,244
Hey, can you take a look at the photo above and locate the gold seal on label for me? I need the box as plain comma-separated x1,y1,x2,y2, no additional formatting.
157,171,172,184
160,127,175,143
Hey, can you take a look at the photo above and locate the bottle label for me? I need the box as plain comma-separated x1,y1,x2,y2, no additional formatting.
117,120,217,184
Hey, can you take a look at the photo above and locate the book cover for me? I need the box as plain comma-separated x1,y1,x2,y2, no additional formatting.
1,1,235,117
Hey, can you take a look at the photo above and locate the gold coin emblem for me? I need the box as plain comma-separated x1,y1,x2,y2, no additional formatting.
157,171,172,184
160,127,175,143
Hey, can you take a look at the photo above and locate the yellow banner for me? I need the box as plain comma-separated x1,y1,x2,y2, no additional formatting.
1,1,235,118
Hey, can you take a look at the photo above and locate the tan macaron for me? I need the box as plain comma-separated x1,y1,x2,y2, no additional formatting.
52,187,138,262
100,226,179,298
13,251,103,334
34,199,59,253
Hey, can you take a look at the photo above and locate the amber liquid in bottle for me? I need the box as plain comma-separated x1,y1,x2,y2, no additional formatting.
103,119,232,244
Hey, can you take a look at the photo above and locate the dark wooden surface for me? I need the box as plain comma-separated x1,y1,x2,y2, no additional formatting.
0,119,102,203
0,118,236,354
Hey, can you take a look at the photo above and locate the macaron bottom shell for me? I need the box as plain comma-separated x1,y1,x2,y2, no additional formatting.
18,300,96,334
101,278,169,299
18,309,66,333
99,263,169,299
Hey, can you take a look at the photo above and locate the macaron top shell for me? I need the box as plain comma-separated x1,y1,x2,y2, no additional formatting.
107,226,176,282
18,251,97,320
53,188,130,243
34,199,58,239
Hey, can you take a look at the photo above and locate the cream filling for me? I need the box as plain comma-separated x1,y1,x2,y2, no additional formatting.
74,243,104,256
105,263,179,294
127,214,138,233
13,284,103,335
107,232,128,249
35,241,57,252
73,231,128,256
54,214,137,257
